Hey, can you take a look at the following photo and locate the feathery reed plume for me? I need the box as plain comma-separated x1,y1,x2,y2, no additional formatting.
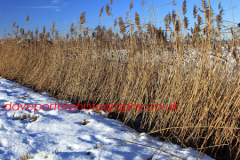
205,8,213,21
52,21,55,29
80,12,86,24
70,23,74,33
27,29,30,36
106,4,111,16
84,27,88,37
216,14,222,26
135,12,140,29
114,18,117,27
35,27,38,37
99,6,104,17
172,10,176,23
13,21,16,28
141,1,144,7
197,15,202,25
51,22,55,36
167,12,171,25
195,23,200,33
182,0,187,15
118,17,125,35
218,2,222,10
54,30,59,40
125,10,129,22
45,32,50,40
107,27,112,38
193,5,197,18
39,33,43,40
66,33,69,40
110,0,113,5
20,28,24,36
203,25,208,34
30,31,33,39
172,0,176,6
164,17,169,31
43,26,46,35
92,31,96,38
26,15,29,22
184,16,189,29
202,0,208,11
219,8,224,15
191,27,193,34
14,29,18,36
174,20,180,33
147,23,152,34
165,14,169,26
130,1,133,10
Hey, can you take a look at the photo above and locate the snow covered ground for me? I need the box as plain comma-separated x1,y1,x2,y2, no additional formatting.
0,77,214,160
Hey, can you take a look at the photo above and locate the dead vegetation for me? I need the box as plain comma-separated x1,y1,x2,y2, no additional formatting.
0,0,239,159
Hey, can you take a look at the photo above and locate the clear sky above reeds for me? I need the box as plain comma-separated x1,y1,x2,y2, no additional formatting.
0,0,239,38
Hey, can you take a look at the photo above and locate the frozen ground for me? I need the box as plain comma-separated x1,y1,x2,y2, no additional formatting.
0,76,214,160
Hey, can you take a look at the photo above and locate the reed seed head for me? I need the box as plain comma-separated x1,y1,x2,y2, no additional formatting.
141,1,144,7
114,18,117,27
184,16,189,29
99,6,104,17
20,28,24,36
202,0,208,10
55,30,59,40
174,19,180,33
193,5,197,18
70,23,74,33
135,12,140,29
27,29,30,36
30,31,33,39
182,0,187,15
172,10,176,23
204,9,213,21
168,12,171,25
106,4,111,16
43,26,46,35
125,10,129,22
80,12,86,24
118,17,125,35
216,14,222,25
130,1,133,10
66,33,69,40
26,15,29,22
45,32,50,39
197,15,202,25
35,27,38,36
84,27,88,36
218,2,222,10
52,21,55,30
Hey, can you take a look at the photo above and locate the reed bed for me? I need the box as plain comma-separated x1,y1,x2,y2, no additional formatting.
0,0,239,159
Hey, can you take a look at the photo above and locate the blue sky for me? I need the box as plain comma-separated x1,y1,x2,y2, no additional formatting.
0,0,239,38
